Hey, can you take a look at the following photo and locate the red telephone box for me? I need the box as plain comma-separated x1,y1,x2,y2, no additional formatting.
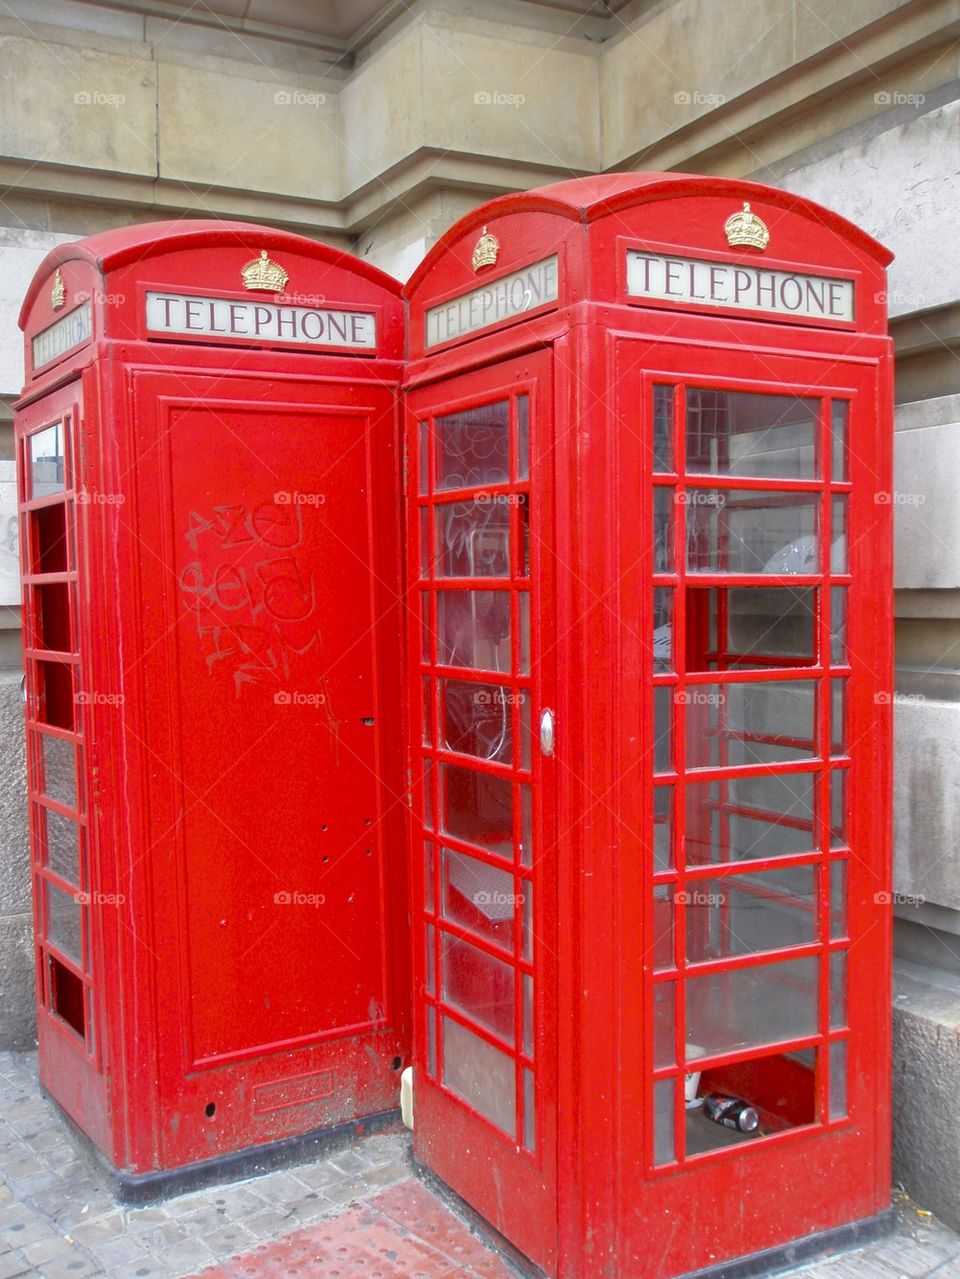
15,222,409,1189
403,174,894,1277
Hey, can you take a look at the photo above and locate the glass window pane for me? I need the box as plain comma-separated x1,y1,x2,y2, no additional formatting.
420,507,432,579
686,866,817,963
654,589,673,673
520,691,531,772
523,1067,536,1151
40,734,77,811
438,590,511,671
654,488,673,572
45,878,81,965
427,1006,437,1075
424,842,435,913
30,423,66,497
441,764,513,855
654,785,673,872
421,591,433,664
653,385,674,473
686,773,817,865
443,1015,516,1135
654,686,672,775
653,884,673,971
34,582,73,653
519,592,530,675
830,950,848,1029
832,497,847,572
435,500,510,577
686,957,819,1060
654,1079,675,1165
32,503,69,574
831,861,847,939
655,983,675,1068
686,679,817,769
43,807,80,884
443,935,515,1042
832,679,845,754
523,973,534,1056
685,390,818,479
831,587,847,664
419,420,430,494
521,881,533,962
687,489,818,575
831,402,848,482
422,678,433,747
436,402,510,491
441,679,512,765
723,587,816,661
425,923,436,994
831,770,847,847
520,784,532,867
423,758,434,831
442,846,515,948
829,1040,848,1119
516,395,529,482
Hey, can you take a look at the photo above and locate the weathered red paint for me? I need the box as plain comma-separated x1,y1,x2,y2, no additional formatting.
403,173,894,1278
15,222,410,1176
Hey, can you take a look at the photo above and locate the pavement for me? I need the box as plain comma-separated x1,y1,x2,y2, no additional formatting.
1,1050,959,1279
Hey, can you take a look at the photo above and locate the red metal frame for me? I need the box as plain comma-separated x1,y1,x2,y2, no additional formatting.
404,173,893,1279
15,222,410,1177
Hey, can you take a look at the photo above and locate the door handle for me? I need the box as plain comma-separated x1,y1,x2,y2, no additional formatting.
539,708,555,756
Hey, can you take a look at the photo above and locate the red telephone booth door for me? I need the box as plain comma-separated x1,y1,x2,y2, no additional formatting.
613,337,890,1276
406,350,558,1273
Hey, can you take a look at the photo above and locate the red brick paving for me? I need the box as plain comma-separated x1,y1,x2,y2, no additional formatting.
188,1178,519,1278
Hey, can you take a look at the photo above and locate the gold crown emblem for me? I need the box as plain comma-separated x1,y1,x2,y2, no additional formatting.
51,269,66,311
724,202,770,251
241,249,289,293
471,226,500,272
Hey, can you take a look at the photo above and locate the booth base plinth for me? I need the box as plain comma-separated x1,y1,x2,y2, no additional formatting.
43,1088,404,1204
414,1158,895,1279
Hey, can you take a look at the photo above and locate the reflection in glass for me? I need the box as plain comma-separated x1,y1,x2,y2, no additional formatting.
442,846,515,948
654,1079,675,1165
830,950,847,1029
686,866,817,963
654,589,673,672
654,488,673,572
685,390,818,479
442,764,513,854
423,677,433,746
443,1016,516,1135
831,402,848,482
654,686,672,775
832,497,847,572
653,385,674,472
436,402,510,491
831,770,846,847
435,500,510,577
655,983,675,1068
523,972,534,1055
686,773,817,865
424,842,435,913
45,878,81,965
654,785,673,872
438,591,511,671
442,679,512,765
41,734,76,811
443,935,515,1041
829,1040,848,1119
831,587,848,664
831,860,847,939
30,423,66,497
724,587,816,661
520,784,532,867
687,489,818,575
653,884,673,970
419,420,430,493
519,592,530,674
832,679,845,754
686,679,817,769
44,806,80,884
425,923,435,993
686,957,818,1059
516,395,530,481
523,1068,536,1151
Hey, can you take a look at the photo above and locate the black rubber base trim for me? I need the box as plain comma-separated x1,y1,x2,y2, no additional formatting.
43,1089,403,1205
413,1159,896,1279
